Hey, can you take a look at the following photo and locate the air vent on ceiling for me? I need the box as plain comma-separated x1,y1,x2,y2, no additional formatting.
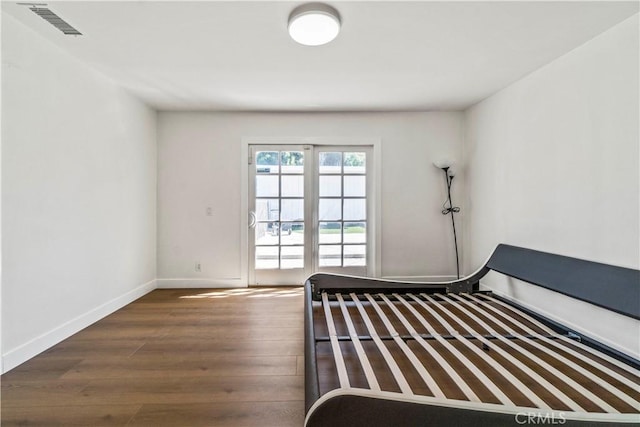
19,3,82,36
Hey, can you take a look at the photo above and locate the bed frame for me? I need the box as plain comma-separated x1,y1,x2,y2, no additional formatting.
304,244,640,426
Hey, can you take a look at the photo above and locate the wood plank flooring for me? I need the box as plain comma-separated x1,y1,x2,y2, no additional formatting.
1,287,305,426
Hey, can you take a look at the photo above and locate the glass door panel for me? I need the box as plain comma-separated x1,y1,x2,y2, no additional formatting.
315,149,370,276
250,147,309,285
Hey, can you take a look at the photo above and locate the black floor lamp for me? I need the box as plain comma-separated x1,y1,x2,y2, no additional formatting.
434,160,460,279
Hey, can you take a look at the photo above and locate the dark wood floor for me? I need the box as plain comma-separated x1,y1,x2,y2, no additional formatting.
1,287,305,426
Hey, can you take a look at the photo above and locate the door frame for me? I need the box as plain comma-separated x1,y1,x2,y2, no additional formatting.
241,137,382,286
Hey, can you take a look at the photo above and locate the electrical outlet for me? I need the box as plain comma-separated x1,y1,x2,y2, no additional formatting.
206,207,212,216
195,262,201,272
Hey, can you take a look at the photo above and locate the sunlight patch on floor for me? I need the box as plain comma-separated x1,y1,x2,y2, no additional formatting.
179,287,303,299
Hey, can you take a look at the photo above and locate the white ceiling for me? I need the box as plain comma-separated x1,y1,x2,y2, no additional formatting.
3,1,638,111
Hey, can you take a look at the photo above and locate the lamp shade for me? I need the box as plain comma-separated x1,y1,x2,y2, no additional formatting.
433,158,454,169
288,3,341,46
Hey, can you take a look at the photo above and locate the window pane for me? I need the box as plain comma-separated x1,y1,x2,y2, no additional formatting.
344,199,366,220
256,151,279,174
281,246,303,269
280,151,304,174
344,176,365,197
256,175,278,197
319,175,341,197
319,198,341,221
256,199,279,221
281,175,303,197
319,152,342,174
344,152,366,174
281,199,304,221
344,245,366,266
280,222,304,245
255,222,280,245
344,222,366,243
256,246,279,269
319,245,341,267
319,222,341,244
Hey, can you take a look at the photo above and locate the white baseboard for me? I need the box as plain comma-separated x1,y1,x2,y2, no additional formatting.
2,279,157,373
156,278,246,289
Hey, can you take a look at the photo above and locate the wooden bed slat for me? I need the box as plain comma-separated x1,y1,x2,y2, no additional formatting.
335,294,381,391
452,295,640,412
399,294,522,407
441,293,619,412
372,293,474,401
430,293,594,412
321,292,350,388
347,293,412,394
459,293,640,411
361,293,448,398
478,293,640,380
407,293,557,408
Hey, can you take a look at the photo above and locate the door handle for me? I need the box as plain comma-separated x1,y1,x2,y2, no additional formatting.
248,211,257,228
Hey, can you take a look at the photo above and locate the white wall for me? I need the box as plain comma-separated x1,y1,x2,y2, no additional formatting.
157,111,464,285
2,14,157,372
463,15,639,355
0,11,3,373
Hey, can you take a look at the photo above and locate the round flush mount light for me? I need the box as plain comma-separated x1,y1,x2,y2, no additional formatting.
288,3,341,46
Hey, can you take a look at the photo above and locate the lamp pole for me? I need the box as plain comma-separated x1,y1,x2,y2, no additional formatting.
440,167,460,280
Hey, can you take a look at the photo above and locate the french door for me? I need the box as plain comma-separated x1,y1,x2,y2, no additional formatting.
248,145,372,285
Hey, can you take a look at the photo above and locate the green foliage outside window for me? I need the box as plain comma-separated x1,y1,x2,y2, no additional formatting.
256,151,304,166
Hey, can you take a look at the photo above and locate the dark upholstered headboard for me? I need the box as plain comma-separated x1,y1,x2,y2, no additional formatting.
487,244,639,320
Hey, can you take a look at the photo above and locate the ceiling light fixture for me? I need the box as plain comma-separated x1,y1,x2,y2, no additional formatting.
288,3,341,46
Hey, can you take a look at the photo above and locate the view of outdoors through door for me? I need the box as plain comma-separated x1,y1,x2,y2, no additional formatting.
249,145,370,285
317,151,367,269
254,150,305,271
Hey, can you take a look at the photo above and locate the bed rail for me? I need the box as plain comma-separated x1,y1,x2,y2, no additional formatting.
307,244,640,319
